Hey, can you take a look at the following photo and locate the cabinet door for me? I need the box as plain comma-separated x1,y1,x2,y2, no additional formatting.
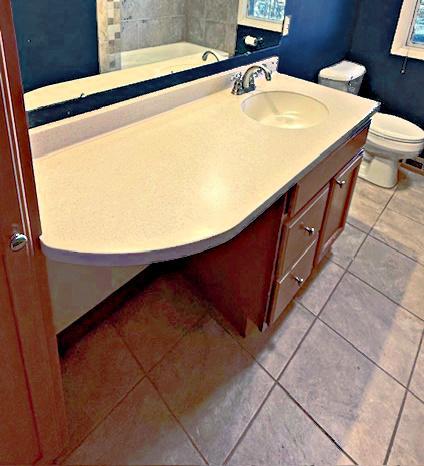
315,152,363,264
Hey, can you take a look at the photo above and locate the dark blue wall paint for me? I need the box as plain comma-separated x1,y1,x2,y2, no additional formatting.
13,0,362,127
278,0,359,81
11,0,99,92
348,0,424,128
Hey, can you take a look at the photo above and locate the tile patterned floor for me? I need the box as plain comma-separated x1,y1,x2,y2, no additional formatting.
59,169,424,466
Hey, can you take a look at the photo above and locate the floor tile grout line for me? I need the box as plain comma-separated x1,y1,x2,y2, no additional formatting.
384,202,424,226
346,192,424,322
408,387,424,406
63,318,209,465
56,375,146,464
346,269,424,324
346,219,371,235
146,373,210,466
278,264,351,381
317,316,410,389
368,229,424,267
222,381,278,465
276,382,358,465
111,310,207,376
145,312,209,375
108,314,210,465
346,184,424,322
346,180,397,237
383,329,424,465
386,204,424,228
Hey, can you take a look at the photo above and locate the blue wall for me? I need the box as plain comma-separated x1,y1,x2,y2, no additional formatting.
279,0,359,81
12,0,362,126
11,0,99,92
348,0,424,128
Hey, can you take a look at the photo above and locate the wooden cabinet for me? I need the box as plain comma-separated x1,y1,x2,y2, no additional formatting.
269,240,318,324
185,124,370,336
277,186,329,278
315,153,363,264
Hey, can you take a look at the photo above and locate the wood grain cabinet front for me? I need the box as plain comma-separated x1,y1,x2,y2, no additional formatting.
315,152,363,264
277,185,329,279
269,240,317,325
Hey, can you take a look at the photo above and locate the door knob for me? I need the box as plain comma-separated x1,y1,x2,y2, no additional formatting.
10,233,28,252
293,275,305,286
336,179,347,187
304,226,315,236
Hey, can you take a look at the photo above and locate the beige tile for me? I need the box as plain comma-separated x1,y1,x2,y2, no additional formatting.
227,385,352,466
398,167,424,194
60,321,143,454
348,178,394,233
280,320,404,464
327,223,367,269
372,208,424,265
236,302,314,378
410,343,424,402
389,393,424,466
297,259,345,315
349,236,424,320
321,273,423,385
388,185,424,226
150,317,274,465
111,273,207,372
64,378,205,465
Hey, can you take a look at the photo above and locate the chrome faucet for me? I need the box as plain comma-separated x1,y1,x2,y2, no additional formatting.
231,64,273,95
202,50,220,62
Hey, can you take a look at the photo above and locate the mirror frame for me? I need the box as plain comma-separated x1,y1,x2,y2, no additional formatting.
26,44,281,128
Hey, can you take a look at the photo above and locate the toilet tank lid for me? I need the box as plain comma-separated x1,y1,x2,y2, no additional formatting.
370,113,424,143
319,61,366,82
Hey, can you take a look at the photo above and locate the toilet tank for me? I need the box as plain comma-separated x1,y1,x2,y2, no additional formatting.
319,60,366,95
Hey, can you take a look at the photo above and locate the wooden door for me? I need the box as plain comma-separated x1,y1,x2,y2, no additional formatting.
0,0,68,463
315,152,363,264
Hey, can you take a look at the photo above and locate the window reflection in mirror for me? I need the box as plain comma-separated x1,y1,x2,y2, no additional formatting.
13,0,285,112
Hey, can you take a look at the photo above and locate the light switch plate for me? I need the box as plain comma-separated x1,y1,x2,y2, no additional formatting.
282,15,292,36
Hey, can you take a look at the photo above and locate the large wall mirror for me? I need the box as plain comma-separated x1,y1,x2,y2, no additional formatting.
11,0,285,124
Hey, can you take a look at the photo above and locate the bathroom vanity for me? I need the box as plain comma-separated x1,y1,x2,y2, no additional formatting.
30,59,378,334
186,124,368,335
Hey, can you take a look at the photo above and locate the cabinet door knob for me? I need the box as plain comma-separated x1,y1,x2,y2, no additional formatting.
304,226,315,236
10,233,28,252
336,179,347,188
293,275,305,286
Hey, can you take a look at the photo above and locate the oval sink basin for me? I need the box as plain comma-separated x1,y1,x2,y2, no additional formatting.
241,91,329,129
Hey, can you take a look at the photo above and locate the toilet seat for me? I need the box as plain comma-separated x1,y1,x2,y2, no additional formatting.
369,113,424,144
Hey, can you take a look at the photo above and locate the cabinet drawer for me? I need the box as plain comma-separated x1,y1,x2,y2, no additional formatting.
289,125,369,215
277,185,329,278
268,241,317,325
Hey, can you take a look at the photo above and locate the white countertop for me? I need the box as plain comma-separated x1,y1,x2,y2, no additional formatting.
33,72,379,266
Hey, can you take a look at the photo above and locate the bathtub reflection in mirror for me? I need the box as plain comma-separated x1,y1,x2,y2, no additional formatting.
21,0,285,111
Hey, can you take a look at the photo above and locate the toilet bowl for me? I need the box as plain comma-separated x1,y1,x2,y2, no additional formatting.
359,113,424,188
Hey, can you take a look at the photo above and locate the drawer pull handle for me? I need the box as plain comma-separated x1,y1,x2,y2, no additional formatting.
293,275,305,286
304,226,315,236
336,179,347,188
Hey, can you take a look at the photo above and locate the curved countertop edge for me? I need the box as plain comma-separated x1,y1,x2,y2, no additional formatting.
40,114,377,267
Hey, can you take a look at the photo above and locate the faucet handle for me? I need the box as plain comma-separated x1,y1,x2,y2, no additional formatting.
231,72,243,95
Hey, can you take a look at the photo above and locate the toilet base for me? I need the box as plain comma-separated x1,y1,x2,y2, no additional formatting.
358,150,400,188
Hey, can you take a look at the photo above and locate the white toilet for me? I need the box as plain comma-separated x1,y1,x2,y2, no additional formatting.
319,61,424,188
